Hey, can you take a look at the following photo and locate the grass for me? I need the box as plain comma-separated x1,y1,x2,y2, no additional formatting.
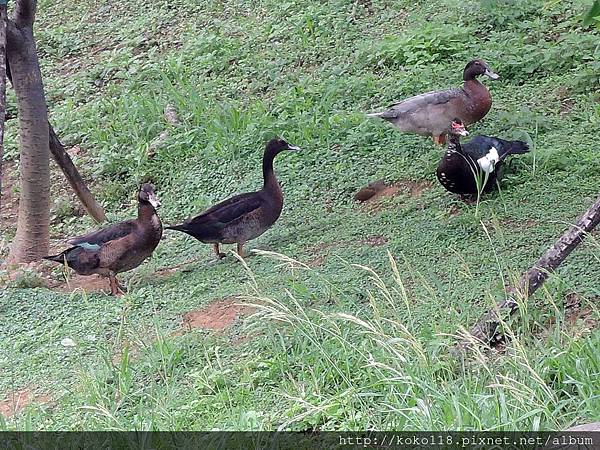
0,0,599,431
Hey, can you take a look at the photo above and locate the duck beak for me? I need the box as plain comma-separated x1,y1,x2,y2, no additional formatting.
149,193,161,209
286,144,301,152
459,129,469,136
484,68,500,80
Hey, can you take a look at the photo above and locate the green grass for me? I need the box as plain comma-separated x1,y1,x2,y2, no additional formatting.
0,0,599,431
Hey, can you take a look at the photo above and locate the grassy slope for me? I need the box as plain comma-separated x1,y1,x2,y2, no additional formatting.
1,0,599,430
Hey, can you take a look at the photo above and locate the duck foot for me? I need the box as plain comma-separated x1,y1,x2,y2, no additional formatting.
213,244,227,259
237,243,245,259
108,274,126,296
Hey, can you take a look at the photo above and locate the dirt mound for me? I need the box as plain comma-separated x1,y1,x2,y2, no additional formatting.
355,179,432,211
54,274,108,294
181,297,251,331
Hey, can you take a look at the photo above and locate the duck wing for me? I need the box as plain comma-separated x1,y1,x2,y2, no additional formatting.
169,192,264,240
43,246,101,275
378,88,463,119
461,136,529,161
69,220,137,246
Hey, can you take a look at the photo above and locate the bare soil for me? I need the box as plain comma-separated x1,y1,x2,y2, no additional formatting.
180,297,252,332
357,179,433,213
0,388,51,419
51,273,109,294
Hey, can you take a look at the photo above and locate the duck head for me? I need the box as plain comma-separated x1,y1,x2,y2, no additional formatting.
448,118,469,137
138,183,161,209
463,59,500,81
265,138,301,156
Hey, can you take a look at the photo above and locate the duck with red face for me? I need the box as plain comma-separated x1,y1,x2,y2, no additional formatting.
436,119,529,199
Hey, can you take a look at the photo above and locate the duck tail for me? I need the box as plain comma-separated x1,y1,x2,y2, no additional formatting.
165,224,187,233
507,141,530,155
43,251,68,263
43,246,81,264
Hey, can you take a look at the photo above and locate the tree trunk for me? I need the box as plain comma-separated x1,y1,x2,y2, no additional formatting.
465,195,600,346
5,58,106,224
7,21,50,262
0,2,7,224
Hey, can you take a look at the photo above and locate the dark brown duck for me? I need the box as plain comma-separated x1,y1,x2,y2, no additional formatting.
166,138,300,259
44,184,162,295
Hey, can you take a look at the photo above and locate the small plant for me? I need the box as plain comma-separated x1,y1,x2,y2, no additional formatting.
9,268,46,289
583,0,600,29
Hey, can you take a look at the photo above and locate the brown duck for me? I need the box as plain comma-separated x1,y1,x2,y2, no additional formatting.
367,59,500,144
44,184,162,295
166,138,300,259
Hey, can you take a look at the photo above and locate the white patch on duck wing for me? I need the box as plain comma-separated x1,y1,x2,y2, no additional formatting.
77,242,101,251
477,146,499,173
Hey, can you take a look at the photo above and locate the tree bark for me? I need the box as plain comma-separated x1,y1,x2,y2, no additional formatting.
467,195,600,345
7,1,50,262
49,125,106,223
5,59,106,224
0,2,7,224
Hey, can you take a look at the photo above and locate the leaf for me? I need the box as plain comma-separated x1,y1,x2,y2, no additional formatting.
582,0,600,27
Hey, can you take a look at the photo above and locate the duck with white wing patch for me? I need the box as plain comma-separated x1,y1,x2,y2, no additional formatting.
436,119,530,200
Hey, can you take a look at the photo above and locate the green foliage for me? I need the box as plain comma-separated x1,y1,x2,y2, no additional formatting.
5,270,46,289
1,0,599,432
583,0,600,28
362,25,473,69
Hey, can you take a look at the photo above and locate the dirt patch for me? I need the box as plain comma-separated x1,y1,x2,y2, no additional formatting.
0,388,51,418
154,257,204,278
51,273,109,294
307,242,338,254
0,261,55,289
501,217,538,230
542,293,599,340
180,297,251,332
447,204,462,217
398,179,433,198
356,179,432,212
563,293,598,333
555,86,575,116
304,234,389,266
360,235,388,247
307,255,326,267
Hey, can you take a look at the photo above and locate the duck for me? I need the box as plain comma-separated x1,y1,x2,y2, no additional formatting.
44,183,162,295
367,59,500,144
436,118,530,198
165,138,301,259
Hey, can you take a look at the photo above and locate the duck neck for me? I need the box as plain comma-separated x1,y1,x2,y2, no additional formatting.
262,149,280,192
463,76,484,92
447,134,462,153
138,201,157,221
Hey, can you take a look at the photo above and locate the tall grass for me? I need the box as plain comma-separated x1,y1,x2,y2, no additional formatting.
242,252,600,430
